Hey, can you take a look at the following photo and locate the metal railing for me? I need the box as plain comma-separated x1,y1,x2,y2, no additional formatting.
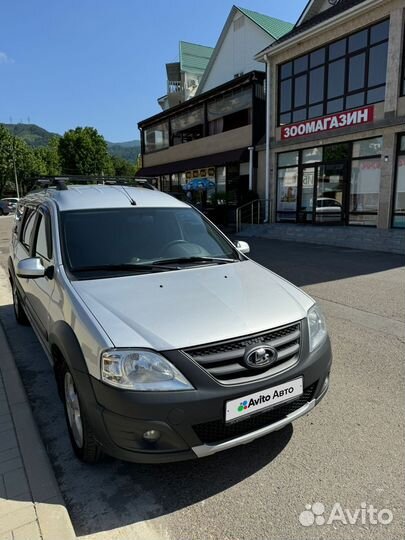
167,80,184,94
235,199,270,233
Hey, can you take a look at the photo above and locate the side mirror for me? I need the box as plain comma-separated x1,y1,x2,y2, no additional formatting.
16,258,45,279
235,240,250,255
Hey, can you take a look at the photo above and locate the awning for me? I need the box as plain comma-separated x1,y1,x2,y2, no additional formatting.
136,147,252,177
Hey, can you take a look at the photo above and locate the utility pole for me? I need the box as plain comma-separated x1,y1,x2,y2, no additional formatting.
11,138,20,198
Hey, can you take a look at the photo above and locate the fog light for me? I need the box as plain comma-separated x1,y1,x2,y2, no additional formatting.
143,429,161,442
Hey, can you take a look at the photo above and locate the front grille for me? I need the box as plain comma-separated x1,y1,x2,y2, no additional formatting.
183,322,301,384
193,382,316,444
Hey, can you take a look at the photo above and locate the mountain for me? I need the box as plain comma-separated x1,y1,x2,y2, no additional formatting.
107,140,141,161
2,123,141,160
3,123,59,147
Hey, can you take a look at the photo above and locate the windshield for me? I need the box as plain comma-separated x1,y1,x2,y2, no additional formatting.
61,207,240,275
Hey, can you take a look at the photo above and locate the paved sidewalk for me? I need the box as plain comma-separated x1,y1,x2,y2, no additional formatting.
0,269,75,540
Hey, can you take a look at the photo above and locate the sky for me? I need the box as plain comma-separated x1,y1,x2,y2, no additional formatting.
0,0,306,142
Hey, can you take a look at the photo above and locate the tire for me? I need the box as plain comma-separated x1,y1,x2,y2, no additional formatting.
61,363,103,464
11,279,29,325
0,209,3,216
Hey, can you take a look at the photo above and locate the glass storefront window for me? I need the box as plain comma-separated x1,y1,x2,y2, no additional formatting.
171,106,204,145
170,173,180,192
324,143,350,162
277,167,298,221
276,139,382,226
302,147,323,163
144,122,169,153
352,137,383,158
278,151,299,167
208,87,252,135
349,158,381,226
216,166,226,196
393,135,405,228
300,167,315,223
179,173,187,187
161,174,170,192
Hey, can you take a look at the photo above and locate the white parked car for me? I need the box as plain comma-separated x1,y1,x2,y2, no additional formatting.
316,197,343,222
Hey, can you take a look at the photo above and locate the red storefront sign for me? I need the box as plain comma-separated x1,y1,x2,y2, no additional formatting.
281,106,374,140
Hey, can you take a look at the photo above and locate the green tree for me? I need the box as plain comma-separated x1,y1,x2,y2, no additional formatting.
110,155,138,176
0,125,14,196
0,125,43,196
34,137,62,176
58,126,113,175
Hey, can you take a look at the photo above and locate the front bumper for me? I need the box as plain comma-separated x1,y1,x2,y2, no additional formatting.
76,333,332,464
193,374,329,458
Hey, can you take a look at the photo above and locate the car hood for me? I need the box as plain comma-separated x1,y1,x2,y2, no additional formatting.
71,260,314,350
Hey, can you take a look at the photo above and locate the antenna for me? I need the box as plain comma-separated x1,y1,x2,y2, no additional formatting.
119,185,137,206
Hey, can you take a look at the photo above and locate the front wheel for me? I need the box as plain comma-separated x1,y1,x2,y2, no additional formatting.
62,365,103,464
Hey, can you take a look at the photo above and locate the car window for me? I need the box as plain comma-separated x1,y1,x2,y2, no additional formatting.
21,211,37,251
35,215,52,260
61,207,238,272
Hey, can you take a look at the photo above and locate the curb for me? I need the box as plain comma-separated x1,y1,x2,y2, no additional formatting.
0,270,76,539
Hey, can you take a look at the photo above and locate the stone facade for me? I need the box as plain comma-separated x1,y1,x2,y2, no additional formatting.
238,223,405,254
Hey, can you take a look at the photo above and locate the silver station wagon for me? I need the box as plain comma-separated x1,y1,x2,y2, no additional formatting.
9,179,332,463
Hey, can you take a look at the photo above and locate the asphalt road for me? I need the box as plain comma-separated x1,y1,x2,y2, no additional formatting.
0,214,404,540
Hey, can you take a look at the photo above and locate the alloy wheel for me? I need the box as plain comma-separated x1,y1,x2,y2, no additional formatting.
64,372,84,448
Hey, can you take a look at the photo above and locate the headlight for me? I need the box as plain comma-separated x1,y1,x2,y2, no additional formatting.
307,304,327,352
101,349,194,391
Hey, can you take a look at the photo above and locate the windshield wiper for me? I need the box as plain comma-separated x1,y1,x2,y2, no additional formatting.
154,256,238,266
71,263,178,273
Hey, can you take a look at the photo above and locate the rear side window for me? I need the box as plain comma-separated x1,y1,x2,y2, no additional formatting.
21,211,36,250
35,215,52,260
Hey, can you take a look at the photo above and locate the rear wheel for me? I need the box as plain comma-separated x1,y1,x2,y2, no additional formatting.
11,280,29,325
62,364,103,464
0,209,3,216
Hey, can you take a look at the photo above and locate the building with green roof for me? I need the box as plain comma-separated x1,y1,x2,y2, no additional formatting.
139,5,293,222
158,41,213,111
198,5,293,94
179,41,214,75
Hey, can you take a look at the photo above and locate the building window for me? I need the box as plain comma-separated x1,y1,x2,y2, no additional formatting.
216,166,226,195
276,151,299,221
276,140,382,226
277,167,299,221
144,122,169,153
278,19,389,126
349,137,382,226
160,174,170,192
171,106,204,145
393,135,405,228
302,147,323,163
208,87,252,135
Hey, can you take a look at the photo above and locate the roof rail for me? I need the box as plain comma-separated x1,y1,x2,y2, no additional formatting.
32,175,156,191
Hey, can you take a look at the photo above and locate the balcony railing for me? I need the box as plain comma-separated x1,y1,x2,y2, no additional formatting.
167,80,184,94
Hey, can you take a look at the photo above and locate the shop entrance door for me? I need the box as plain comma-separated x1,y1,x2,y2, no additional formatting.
298,166,316,223
315,163,346,224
